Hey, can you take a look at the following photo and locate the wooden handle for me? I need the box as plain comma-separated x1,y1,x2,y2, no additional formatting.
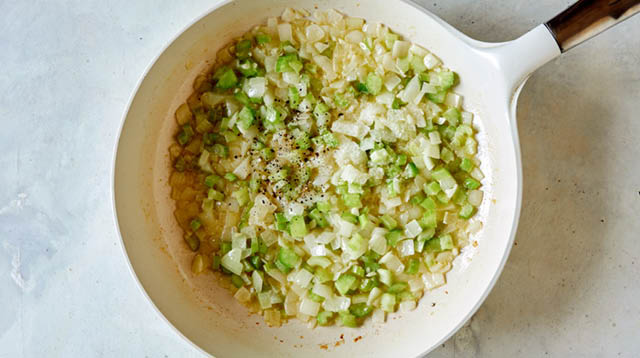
545,0,640,52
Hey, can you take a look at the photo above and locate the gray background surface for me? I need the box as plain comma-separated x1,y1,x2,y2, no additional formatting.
1,0,638,357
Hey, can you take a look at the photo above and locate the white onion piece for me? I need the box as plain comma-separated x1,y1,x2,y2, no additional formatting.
305,24,325,42
380,252,404,273
278,23,293,43
398,239,415,257
468,190,484,207
299,297,321,316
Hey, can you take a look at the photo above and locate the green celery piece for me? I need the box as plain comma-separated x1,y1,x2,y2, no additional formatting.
420,197,436,210
350,265,365,277
403,162,419,179
427,90,447,104
410,193,426,206
395,154,408,166
317,311,334,326
463,177,481,190
380,214,398,230
308,290,325,303
295,131,311,150
405,258,420,274
339,312,358,327
341,212,358,224
274,213,288,231
183,234,200,252
359,276,379,292
420,209,437,229
443,107,461,126
190,218,201,231
314,267,332,283
232,187,250,206
204,174,221,188
288,86,301,108
289,215,307,237
438,71,456,90
238,106,255,130
380,293,396,312
309,208,328,228
211,254,221,271
424,181,441,195
316,201,331,213
207,189,224,201
384,33,398,49
459,203,475,219
365,72,383,95
224,173,237,182
385,229,403,247
343,193,362,208
349,303,373,318
277,246,300,271
211,143,229,158
460,158,474,173
231,274,244,288
216,68,238,89
256,33,271,44
387,282,408,294
234,91,251,105
335,274,357,295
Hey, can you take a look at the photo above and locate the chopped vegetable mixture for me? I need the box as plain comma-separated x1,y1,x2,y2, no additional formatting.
168,7,484,328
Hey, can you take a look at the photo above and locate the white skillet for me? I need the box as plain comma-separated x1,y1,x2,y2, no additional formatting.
113,0,639,356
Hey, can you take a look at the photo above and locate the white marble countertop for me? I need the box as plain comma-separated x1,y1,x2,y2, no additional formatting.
1,0,638,357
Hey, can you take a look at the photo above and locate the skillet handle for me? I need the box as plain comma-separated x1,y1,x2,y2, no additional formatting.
545,0,640,52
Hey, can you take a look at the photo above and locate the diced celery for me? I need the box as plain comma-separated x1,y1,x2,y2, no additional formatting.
238,106,255,130
420,210,437,229
287,86,301,108
183,234,200,252
459,203,475,219
277,246,300,272
335,274,357,295
316,201,331,213
443,107,461,126
380,293,396,312
208,189,224,201
204,174,221,188
365,72,383,95
349,303,373,318
341,212,358,224
309,208,328,228
231,274,244,288
385,229,403,247
339,312,358,327
317,311,334,326
274,213,288,231
359,277,379,292
403,162,419,179
464,177,481,190
343,193,362,208
420,197,436,210
232,187,250,206
289,215,307,237
314,267,332,283
405,258,420,274
256,33,271,44
380,214,398,230
190,218,201,231
427,90,446,104
387,282,408,294
216,68,238,89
